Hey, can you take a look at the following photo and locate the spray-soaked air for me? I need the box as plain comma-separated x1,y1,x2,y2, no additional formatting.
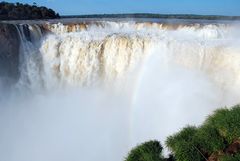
0,21,240,161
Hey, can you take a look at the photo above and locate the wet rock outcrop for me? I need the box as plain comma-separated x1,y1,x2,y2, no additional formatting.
0,23,20,84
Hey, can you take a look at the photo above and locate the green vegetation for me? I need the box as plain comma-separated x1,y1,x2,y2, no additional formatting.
126,105,240,161
125,140,175,161
125,140,165,161
205,107,240,144
166,126,204,161
166,105,240,161
0,2,60,20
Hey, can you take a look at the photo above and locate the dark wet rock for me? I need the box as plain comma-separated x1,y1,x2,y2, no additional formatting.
225,139,240,155
0,23,20,84
207,140,240,161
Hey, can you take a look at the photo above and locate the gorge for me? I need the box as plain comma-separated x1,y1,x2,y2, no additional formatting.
0,19,240,161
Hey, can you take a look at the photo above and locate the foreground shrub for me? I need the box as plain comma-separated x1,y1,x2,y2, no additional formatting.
125,140,164,161
166,105,240,161
194,125,226,155
205,106,240,144
166,126,205,161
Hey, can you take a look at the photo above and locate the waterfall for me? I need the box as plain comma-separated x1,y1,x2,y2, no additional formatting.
14,22,240,94
0,20,240,161
14,24,43,91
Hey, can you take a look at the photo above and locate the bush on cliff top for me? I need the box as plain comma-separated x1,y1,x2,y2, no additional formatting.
0,1,60,20
166,126,205,161
125,140,175,161
166,105,240,161
126,105,240,161
125,140,165,161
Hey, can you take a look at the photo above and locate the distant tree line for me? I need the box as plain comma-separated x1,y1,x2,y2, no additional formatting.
0,1,60,20
63,13,240,20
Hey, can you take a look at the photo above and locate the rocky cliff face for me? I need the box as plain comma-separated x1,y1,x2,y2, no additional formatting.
0,23,20,85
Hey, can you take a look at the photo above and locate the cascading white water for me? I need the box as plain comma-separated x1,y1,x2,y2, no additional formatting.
18,22,240,92
14,24,43,91
1,20,240,161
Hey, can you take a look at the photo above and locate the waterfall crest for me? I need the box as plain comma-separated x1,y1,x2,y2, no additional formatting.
13,22,240,94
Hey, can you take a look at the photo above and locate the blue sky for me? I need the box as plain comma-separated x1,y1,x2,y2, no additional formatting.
6,0,240,16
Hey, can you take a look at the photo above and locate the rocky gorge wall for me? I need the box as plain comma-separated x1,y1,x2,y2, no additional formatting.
0,23,20,84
